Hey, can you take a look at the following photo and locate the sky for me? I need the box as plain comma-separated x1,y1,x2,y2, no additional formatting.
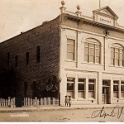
0,0,124,42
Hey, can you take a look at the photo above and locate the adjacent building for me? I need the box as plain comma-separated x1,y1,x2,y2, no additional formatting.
0,1,124,105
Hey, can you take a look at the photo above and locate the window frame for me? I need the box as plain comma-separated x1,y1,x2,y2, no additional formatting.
78,78,86,99
121,81,124,98
67,39,75,61
36,46,41,63
15,55,18,67
26,52,29,65
67,77,75,99
88,79,96,99
111,45,124,67
7,52,10,66
84,40,101,64
113,80,119,99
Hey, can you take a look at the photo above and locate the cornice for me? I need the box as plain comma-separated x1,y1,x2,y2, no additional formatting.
64,13,124,33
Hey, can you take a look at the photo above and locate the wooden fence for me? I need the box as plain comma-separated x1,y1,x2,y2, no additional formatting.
0,97,15,107
23,97,59,106
0,97,59,107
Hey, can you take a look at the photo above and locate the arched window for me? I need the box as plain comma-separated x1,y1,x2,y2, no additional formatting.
111,44,124,66
84,38,101,64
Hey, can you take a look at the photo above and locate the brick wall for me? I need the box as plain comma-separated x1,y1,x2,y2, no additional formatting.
0,16,60,98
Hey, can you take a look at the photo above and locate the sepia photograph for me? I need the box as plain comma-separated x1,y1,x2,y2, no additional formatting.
0,0,124,122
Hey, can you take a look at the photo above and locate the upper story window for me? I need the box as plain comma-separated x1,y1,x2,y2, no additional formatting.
36,46,40,63
111,44,124,66
7,52,10,66
26,52,29,65
84,38,101,64
15,55,18,67
67,39,75,61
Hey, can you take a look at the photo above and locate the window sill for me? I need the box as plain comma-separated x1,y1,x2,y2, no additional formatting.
119,98,124,100
82,62,103,66
65,59,77,63
112,98,119,100
77,98,86,101
88,98,96,101
109,65,124,68
71,99,76,101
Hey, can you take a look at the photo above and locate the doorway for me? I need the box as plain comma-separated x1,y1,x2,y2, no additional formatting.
102,80,110,104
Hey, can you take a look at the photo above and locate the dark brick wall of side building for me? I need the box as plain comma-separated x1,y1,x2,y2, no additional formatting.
0,16,61,98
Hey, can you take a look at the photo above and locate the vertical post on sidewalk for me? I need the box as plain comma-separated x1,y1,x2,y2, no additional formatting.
8,97,11,107
35,97,37,106
58,87,60,106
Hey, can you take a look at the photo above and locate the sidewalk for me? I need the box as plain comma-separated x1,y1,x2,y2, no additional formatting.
0,104,123,112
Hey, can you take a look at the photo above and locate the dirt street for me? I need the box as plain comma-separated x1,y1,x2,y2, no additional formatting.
0,107,124,122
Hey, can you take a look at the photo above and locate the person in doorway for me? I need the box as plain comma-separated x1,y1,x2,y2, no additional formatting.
68,96,72,107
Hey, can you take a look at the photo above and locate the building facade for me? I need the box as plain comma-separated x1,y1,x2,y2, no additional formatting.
0,2,124,105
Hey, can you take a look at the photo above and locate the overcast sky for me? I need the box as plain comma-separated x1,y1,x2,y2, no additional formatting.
0,0,124,42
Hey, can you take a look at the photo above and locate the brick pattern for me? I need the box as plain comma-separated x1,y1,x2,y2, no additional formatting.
0,16,60,97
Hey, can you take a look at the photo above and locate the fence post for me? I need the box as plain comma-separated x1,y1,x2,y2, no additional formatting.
35,97,37,106
3,99,5,107
44,97,47,105
5,99,8,107
30,98,33,106
37,98,39,106
1,99,2,107
47,97,51,105
8,97,11,107
24,97,25,107
27,98,29,106
13,97,15,107
40,98,43,105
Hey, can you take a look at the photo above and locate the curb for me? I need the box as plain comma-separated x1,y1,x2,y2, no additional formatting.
0,104,123,113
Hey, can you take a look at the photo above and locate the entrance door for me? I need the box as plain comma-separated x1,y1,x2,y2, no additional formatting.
102,87,110,104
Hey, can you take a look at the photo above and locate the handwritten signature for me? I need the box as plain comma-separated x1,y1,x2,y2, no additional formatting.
91,105,124,119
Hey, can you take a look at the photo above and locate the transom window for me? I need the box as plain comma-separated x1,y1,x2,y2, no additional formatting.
111,44,124,66
84,38,101,64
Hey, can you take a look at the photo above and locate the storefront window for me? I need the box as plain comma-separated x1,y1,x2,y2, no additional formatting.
67,78,75,98
113,81,119,98
78,78,85,98
88,79,95,99
121,81,124,98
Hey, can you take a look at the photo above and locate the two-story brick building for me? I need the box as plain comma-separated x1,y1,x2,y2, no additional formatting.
0,1,124,106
